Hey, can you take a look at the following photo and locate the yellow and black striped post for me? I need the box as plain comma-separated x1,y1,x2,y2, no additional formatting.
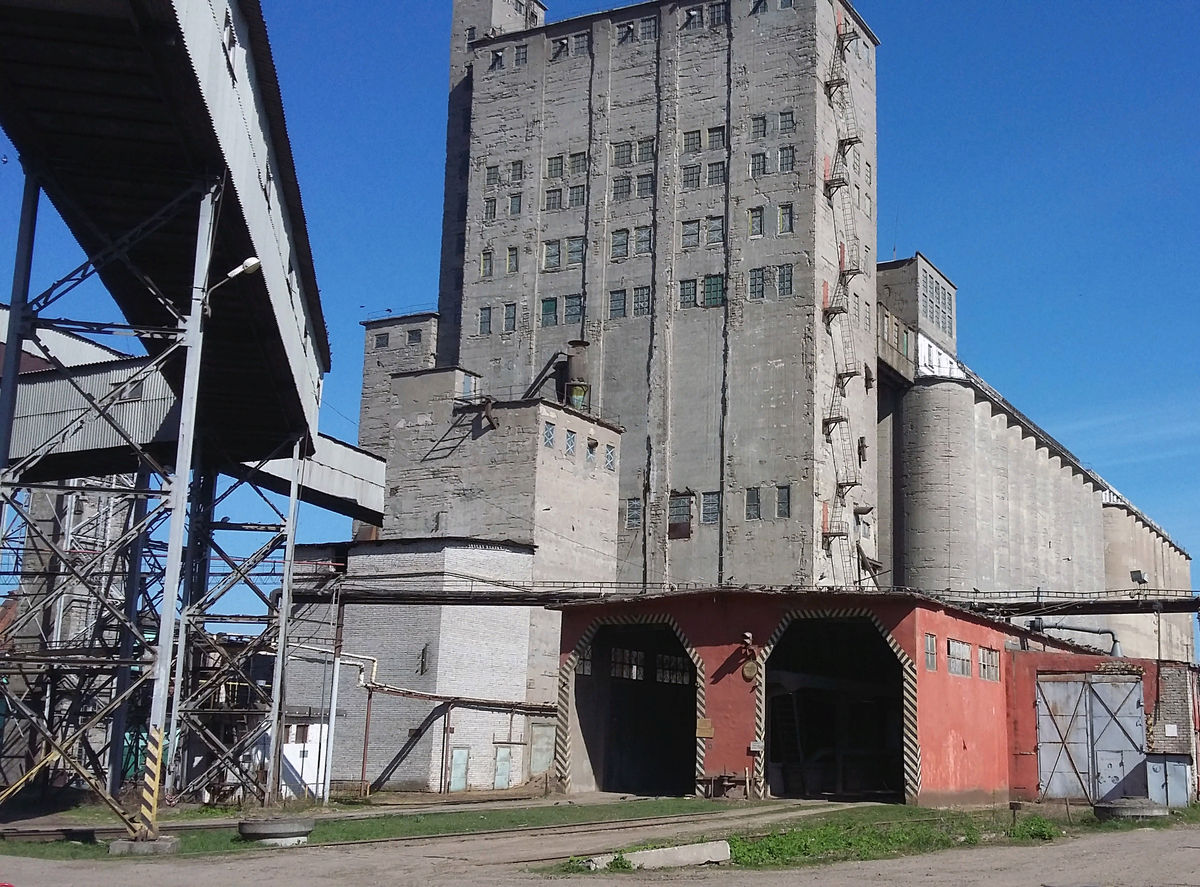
137,726,165,839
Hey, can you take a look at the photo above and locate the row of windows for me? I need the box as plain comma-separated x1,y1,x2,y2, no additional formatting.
626,485,791,530
477,303,517,335
920,270,954,337
373,329,423,349
537,294,584,327
543,421,615,470
576,645,691,684
926,634,1000,682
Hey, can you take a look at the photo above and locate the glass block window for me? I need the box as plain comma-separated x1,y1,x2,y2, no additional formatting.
776,484,791,518
925,633,937,671
611,228,629,259
701,491,720,524
540,297,558,326
779,145,795,173
613,141,633,166
565,429,576,456
565,293,583,324
635,226,653,255
633,285,650,316
609,289,627,318
745,486,761,520
569,184,587,207
707,161,726,186
682,164,701,189
679,278,697,308
543,421,555,448
749,267,765,300
979,647,1000,682
703,275,725,307
948,639,972,677
567,236,585,265
604,444,615,470
656,653,692,685
682,220,700,249
626,498,643,529
683,130,702,153
611,647,644,680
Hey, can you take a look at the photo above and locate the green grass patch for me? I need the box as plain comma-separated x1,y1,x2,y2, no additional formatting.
1009,814,1058,841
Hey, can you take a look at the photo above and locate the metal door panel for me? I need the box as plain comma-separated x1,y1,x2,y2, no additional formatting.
493,746,511,790
450,747,469,792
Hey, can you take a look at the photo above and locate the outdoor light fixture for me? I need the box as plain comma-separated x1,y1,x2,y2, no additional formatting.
227,256,262,279
1130,569,1148,586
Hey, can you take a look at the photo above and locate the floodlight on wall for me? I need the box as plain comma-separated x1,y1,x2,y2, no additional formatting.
1130,569,1148,586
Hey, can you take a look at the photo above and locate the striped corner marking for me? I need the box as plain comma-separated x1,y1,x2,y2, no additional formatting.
138,726,165,838
753,608,921,803
554,613,706,795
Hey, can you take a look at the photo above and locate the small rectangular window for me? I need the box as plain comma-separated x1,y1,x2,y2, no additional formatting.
668,494,692,528
707,161,726,186
604,444,615,470
635,225,653,255
567,236,585,265
779,110,794,133
543,422,556,448
577,644,592,675
707,215,725,244
948,639,972,677
780,0,793,7
407,329,422,345
544,240,561,269
609,289,627,318
565,429,576,456
484,197,496,220
751,115,767,139
477,306,492,335
779,203,794,233
701,491,720,524
504,302,516,331
508,193,521,215
626,498,643,529
613,141,633,166
865,161,872,185
541,297,558,326
749,207,764,237
515,44,528,66
507,246,519,273
552,38,569,60
374,332,389,348
510,160,524,181
618,22,636,44
568,184,587,207
565,293,583,324
864,193,873,218
613,176,632,201
679,279,697,308
980,647,1001,682
547,155,564,178
682,164,701,189
640,17,658,41
636,173,654,198
704,275,725,307
750,153,767,177
486,165,500,185
682,220,700,249
586,440,597,463
611,228,630,259
925,633,937,671
776,485,790,518
611,647,644,680
779,145,795,173
684,6,704,30
656,653,692,685
633,285,651,316
777,263,793,296
745,487,761,520
545,189,562,210
489,50,504,71
637,137,655,163
709,3,728,27
683,130,702,153
570,152,588,175
853,150,861,175
749,267,765,300
573,33,589,55
481,250,494,278
708,126,726,150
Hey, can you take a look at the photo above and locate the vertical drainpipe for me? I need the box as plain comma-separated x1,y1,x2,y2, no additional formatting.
360,687,373,797
321,597,344,804
716,10,734,585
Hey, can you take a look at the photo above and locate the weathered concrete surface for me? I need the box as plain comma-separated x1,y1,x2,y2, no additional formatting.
107,835,179,855
586,838,730,869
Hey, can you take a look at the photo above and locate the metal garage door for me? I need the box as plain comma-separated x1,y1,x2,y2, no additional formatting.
1036,673,1147,802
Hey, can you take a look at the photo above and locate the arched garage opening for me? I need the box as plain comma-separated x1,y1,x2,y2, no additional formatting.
765,616,904,800
575,624,696,796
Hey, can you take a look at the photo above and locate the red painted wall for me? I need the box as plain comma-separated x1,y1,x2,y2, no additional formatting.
1006,649,1160,801
911,607,1013,804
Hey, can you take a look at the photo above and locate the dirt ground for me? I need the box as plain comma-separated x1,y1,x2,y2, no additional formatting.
2,820,1199,887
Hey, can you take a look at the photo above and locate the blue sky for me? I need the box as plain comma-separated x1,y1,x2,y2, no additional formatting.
0,0,1195,582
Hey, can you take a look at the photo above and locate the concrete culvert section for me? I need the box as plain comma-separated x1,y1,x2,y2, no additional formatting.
575,625,698,796
765,617,904,800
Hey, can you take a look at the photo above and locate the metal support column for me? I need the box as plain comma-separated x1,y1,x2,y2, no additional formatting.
136,182,218,840
321,597,344,803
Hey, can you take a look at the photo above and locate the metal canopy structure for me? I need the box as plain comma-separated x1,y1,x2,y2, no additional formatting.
0,0,378,842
